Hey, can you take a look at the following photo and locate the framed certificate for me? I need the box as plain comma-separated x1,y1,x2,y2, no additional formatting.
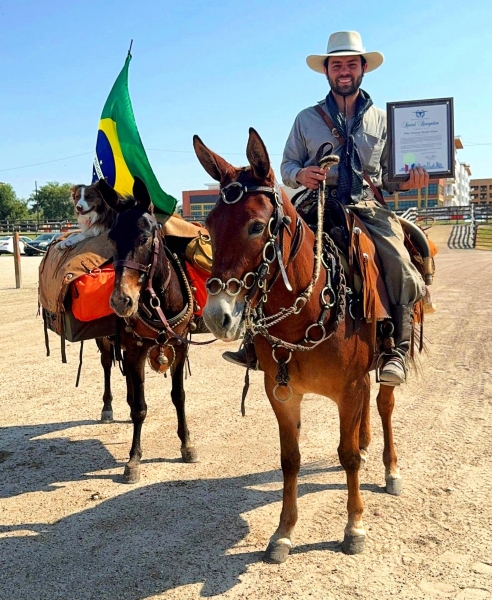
386,97,454,182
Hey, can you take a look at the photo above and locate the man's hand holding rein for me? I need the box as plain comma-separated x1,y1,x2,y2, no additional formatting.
295,166,330,190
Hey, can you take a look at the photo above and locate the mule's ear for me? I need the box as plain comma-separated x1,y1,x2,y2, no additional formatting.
193,135,233,182
97,179,122,211
246,128,270,180
133,177,153,212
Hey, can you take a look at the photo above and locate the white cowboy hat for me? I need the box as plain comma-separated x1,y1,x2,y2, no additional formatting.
306,31,384,74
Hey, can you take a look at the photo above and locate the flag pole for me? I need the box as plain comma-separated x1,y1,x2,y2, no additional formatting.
127,39,133,57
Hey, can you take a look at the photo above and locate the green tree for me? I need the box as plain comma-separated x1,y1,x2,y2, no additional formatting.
0,183,30,219
29,181,74,220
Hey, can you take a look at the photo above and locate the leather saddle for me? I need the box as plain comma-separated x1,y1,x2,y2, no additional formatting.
328,199,391,322
294,189,391,323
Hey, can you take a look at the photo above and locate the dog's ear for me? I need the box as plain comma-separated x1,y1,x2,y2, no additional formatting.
132,177,153,213
69,185,83,201
96,179,123,211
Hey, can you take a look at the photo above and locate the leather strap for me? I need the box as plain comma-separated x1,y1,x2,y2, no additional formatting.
363,172,388,207
314,105,343,143
314,104,389,208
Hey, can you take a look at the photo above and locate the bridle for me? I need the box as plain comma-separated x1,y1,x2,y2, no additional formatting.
113,231,172,310
206,179,295,302
208,175,346,403
111,214,212,347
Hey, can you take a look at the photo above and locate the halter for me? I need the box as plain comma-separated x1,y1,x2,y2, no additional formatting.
114,233,172,305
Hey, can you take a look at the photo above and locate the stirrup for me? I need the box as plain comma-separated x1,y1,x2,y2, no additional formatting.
377,351,407,386
222,348,260,370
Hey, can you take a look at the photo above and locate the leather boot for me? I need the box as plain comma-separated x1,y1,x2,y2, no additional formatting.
379,304,413,386
222,341,261,370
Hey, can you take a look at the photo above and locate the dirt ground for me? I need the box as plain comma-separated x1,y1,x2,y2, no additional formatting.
0,226,491,600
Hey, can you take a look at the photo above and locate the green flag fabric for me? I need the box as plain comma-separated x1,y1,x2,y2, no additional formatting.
92,54,177,215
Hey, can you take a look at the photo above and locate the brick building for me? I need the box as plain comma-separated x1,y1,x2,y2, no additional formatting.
182,184,220,220
470,178,492,205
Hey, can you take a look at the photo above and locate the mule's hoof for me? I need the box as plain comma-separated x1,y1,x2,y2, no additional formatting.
181,446,198,463
263,539,292,564
123,464,140,484
342,534,365,555
385,476,403,496
100,410,114,423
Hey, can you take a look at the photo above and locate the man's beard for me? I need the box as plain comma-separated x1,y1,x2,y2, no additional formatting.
328,73,364,97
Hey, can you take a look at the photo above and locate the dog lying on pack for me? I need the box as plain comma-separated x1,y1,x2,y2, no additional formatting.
57,180,116,249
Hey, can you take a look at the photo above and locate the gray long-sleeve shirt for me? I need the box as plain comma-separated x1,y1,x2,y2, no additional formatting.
280,99,400,195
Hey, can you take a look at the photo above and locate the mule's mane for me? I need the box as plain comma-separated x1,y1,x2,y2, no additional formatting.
230,166,251,180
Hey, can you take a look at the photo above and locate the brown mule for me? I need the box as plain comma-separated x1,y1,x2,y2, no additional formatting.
193,128,402,564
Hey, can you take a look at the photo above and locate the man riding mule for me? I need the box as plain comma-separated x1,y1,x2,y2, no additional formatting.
223,31,428,386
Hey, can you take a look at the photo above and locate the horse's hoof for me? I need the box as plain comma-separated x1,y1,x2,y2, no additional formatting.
100,410,114,423
341,534,365,555
360,449,369,468
263,538,292,564
385,476,403,496
181,446,198,463
123,464,140,484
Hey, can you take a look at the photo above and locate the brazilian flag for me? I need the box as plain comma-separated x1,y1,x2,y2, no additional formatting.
92,53,177,215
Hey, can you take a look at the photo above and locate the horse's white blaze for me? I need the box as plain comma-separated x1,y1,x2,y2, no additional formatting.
203,293,244,341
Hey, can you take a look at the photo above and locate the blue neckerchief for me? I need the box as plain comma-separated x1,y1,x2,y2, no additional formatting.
325,88,373,204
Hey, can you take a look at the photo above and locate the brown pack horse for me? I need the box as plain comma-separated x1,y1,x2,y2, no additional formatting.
95,177,198,483
194,129,403,563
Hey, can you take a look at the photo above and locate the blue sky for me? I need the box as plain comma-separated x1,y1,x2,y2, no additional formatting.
1,0,491,204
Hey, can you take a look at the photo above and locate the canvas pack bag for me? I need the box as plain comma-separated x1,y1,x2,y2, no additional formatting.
185,232,213,274
71,266,115,322
156,213,213,274
39,232,117,356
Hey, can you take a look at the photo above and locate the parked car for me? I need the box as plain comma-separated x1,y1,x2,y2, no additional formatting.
0,235,32,255
24,232,63,256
